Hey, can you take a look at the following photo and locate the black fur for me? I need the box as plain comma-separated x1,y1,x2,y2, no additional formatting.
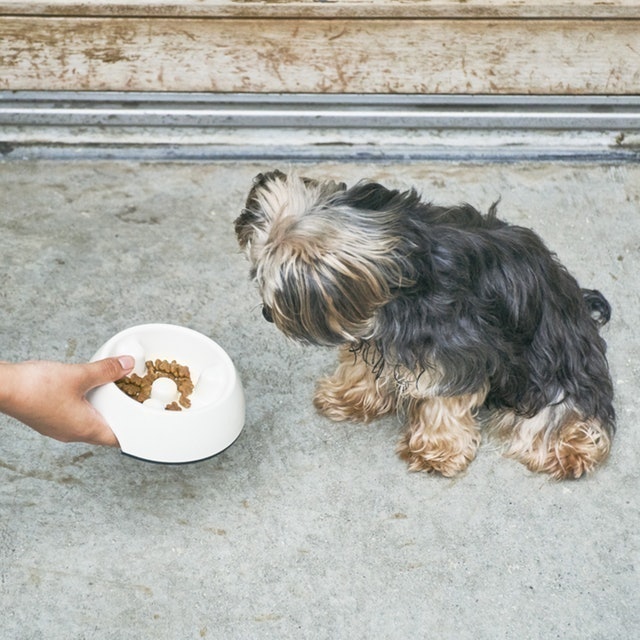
235,173,616,476
333,182,615,429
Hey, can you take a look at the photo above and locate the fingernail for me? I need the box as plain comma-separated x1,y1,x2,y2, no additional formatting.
118,355,135,371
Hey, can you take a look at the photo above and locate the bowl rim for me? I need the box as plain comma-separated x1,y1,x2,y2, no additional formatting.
92,322,239,416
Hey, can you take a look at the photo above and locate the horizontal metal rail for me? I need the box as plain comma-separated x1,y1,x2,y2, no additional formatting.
2,92,639,161
2,92,640,130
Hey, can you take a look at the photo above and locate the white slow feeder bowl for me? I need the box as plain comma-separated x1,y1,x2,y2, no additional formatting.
87,324,245,463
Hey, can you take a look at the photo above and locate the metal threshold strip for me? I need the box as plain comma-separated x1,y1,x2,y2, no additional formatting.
1,92,639,160
2,92,640,129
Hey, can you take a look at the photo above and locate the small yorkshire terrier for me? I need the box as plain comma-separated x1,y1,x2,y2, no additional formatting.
235,170,615,479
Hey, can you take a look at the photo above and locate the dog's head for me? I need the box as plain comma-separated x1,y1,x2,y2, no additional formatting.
234,170,414,345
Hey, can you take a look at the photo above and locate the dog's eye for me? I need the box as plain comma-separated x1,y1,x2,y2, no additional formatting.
262,305,274,323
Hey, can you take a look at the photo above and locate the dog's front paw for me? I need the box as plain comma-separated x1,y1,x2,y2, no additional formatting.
398,395,483,477
397,431,479,477
313,375,396,423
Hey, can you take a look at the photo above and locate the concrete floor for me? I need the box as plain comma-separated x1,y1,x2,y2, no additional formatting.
0,159,638,639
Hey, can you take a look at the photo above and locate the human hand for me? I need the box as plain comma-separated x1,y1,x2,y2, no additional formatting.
0,356,135,446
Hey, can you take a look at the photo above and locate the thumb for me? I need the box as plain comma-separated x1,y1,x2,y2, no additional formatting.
83,355,136,391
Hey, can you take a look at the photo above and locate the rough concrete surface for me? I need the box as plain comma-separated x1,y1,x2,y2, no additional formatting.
0,160,638,639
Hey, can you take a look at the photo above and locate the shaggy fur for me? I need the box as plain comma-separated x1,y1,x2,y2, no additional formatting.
235,170,615,479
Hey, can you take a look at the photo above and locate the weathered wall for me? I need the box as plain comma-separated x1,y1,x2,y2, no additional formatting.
1,1,639,94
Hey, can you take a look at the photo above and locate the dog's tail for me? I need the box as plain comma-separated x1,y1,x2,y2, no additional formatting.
582,289,612,327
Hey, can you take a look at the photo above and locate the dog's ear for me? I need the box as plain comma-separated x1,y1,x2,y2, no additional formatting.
234,171,288,248
302,176,348,199
337,181,403,212
251,170,288,192
234,207,259,249
334,181,426,220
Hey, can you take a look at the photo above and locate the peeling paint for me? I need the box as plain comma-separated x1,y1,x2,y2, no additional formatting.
0,16,639,93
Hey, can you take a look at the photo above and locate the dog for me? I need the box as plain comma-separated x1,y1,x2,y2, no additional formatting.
234,170,615,479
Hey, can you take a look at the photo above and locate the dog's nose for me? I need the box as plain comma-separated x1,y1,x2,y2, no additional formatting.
262,305,274,323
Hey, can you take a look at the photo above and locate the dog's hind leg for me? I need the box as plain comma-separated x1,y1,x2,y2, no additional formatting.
488,404,612,479
397,391,486,477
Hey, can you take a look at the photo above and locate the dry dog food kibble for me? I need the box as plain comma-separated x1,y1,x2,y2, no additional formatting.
116,359,194,410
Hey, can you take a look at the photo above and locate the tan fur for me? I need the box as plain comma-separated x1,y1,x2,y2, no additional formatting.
397,390,487,477
315,345,488,477
314,346,398,423
487,404,611,479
